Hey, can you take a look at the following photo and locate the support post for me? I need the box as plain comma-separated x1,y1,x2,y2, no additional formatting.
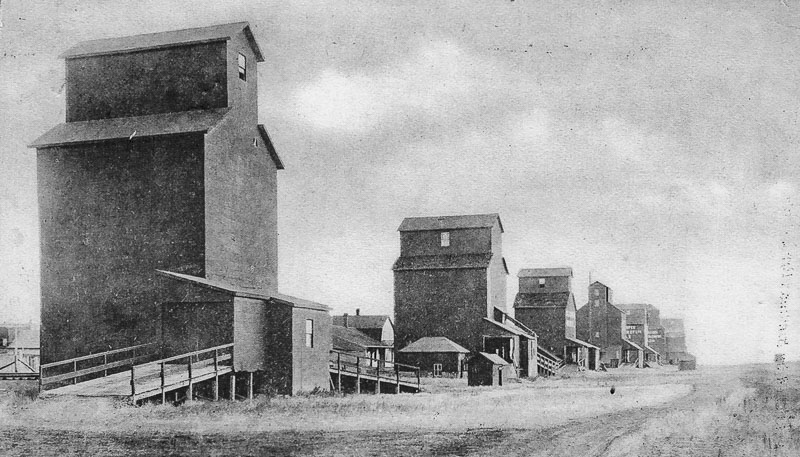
375,363,380,394
186,358,193,402
130,365,136,399
229,373,236,400
212,350,219,401
73,360,77,384
395,364,400,394
356,357,361,394
248,372,254,400
416,367,420,391
337,353,342,392
160,362,166,404
104,354,108,377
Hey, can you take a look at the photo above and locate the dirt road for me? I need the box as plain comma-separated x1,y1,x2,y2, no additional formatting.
0,365,791,456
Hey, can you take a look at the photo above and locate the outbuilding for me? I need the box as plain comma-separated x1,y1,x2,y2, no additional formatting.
468,352,510,386
397,336,470,376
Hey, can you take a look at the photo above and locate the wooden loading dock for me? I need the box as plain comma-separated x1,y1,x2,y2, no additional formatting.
39,343,246,404
330,350,421,394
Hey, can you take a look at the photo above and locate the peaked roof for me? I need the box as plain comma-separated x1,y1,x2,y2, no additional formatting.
332,315,392,329
398,337,470,354
393,253,493,271
398,213,503,233
60,22,264,61
518,267,573,278
622,338,643,351
565,336,600,350
476,352,510,365
514,292,572,308
332,326,390,352
155,270,331,311
29,108,230,149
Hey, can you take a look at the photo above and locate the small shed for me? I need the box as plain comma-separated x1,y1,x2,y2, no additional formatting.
397,336,469,376
468,352,510,386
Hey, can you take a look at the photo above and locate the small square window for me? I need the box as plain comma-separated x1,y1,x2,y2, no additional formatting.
595,331,601,338
538,278,546,288
305,319,314,348
593,289,600,297
238,53,247,81
440,232,450,247
433,363,443,377
594,299,600,307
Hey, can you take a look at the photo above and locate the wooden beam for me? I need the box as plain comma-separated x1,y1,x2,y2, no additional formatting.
229,373,236,400
356,357,361,394
248,372,253,400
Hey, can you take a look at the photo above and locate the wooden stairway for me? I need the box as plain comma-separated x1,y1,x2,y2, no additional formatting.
536,347,564,377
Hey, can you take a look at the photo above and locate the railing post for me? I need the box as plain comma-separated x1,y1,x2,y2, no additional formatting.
38,366,43,393
186,357,193,402
160,362,166,404
72,360,77,384
416,367,420,392
212,350,219,401
337,352,342,393
130,365,136,400
395,364,400,394
375,361,381,394
356,357,361,394
103,353,108,377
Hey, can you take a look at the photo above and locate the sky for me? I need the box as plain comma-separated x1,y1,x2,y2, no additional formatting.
1,0,798,365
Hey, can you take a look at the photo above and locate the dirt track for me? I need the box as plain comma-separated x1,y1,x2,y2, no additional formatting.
0,365,788,456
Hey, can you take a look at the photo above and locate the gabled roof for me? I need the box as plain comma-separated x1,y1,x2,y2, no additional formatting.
332,326,391,352
476,352,510,365
29,108,230,148
518,267,573,278
332,315,392,329
514,292,572,308
155,270,331,311
622,338,643,351
60,22,264,62
398,337,470,354
393,254,493,271
565,336,600,350
398,213,503,233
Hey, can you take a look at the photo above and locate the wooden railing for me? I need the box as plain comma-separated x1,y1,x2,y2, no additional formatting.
130,343,234,403
329,349,420,393
536,347,564,376
40,342,159,390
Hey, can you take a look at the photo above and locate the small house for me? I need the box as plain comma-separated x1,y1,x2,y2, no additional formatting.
333,310,394,345
468,352,510,386
332,325,394,368
397,336,470,376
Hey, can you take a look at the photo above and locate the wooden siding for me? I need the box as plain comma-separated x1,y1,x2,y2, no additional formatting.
66,42,228,122
290,307,331,394
233,297,267,372
37,135,206,363
394,268,488,355
161,301,234,357
400,227,492,257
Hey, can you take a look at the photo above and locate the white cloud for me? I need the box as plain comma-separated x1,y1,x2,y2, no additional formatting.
292,41,519,133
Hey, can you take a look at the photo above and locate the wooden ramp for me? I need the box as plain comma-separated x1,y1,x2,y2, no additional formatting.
41,343,234,404
329,350,421,394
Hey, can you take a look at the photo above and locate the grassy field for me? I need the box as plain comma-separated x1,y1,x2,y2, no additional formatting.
0,363,797,456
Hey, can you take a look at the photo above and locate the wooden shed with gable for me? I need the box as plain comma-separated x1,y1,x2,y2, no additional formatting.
468,352,511,386
397,336,470,376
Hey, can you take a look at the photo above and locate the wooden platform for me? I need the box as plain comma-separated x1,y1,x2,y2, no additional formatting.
42,359,233,403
